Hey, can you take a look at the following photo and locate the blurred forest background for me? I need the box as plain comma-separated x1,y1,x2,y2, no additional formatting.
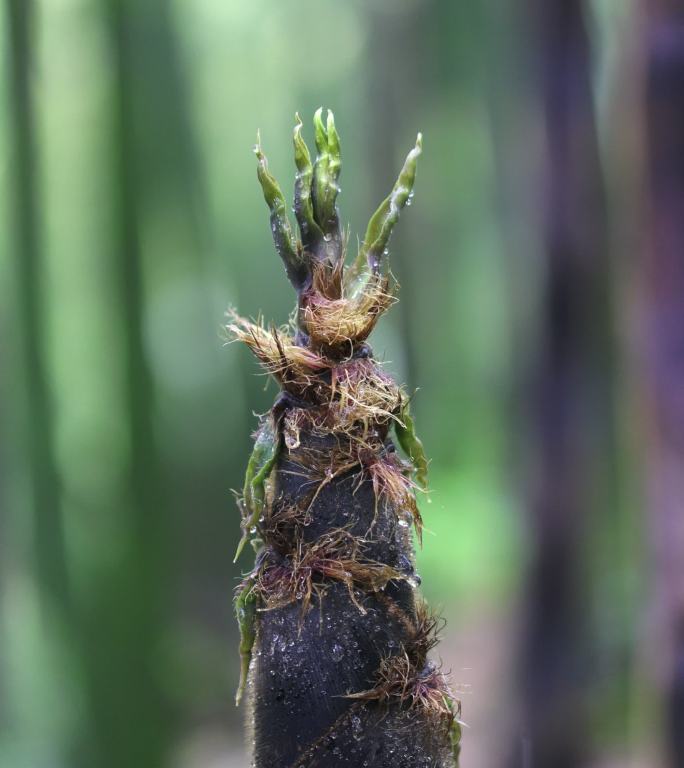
2,0,683,767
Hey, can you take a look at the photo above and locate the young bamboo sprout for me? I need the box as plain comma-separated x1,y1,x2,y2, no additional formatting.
228,110,461,768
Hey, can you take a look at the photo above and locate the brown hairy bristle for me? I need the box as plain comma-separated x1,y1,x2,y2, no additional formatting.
301,267,396,349
346,653,456,723
225,311,328,392
243,529,404,617
345,598,456,722
366,453,423,541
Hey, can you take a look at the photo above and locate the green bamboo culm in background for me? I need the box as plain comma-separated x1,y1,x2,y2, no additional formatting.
227,110,461,768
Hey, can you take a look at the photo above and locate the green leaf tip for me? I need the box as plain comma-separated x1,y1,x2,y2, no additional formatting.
254,113,421,302
395,397,429,490
293,113,322,246
326,110,341,182
254,131,280,209
364,131,422,269
293,113,310,170
349,132,423,284
254,132,308,290
235,577,257,706
313,106,327,154
234,418,279,562
312,107,341,238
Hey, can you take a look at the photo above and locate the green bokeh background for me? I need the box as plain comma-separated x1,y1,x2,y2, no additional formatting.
0,1,660,766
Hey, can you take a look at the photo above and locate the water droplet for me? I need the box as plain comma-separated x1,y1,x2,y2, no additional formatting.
250,525,257,534
331,643,344,662
351,714,363,741
323,233,332,242
398,518,409,528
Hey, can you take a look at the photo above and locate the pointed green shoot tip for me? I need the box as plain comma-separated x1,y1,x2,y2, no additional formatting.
293,113,322,246
293,114,312,174
312,107,341,237
235,579,257,706
326,110,341,181
313,106,327,154
350,132,422,282
234,419,279,563
254,134,283,210
293,113,306,158
254,134,307,290
394,397,429,490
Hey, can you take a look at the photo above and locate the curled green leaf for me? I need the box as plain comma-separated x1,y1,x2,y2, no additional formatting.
293,113,322,248
326,109,341,187
446,696,462,766
255,134,308,290
234,417,279,562
348,133,422,286
234,576,258,706
394,397,429,490
312,107,341,241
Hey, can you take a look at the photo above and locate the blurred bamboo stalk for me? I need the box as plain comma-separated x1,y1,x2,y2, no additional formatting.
510,1,616,765
77,2,173,765
366,5,421,394
5,0,72,616
642,4,684,765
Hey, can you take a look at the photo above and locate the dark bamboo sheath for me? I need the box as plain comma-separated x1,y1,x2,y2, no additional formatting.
250,431,451,767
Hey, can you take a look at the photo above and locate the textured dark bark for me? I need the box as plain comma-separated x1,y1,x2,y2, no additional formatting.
251,441,447,767
230,114,459,767
642,6,684,766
